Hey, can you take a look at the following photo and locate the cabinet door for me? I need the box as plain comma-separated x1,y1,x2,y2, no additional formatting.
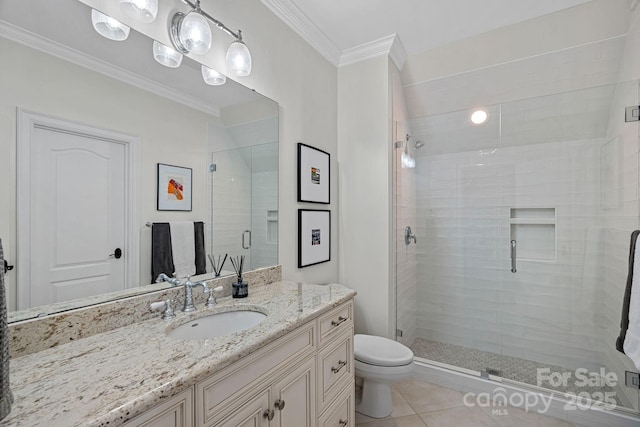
271,357,316,427
123,388,193,427
215,387,271,427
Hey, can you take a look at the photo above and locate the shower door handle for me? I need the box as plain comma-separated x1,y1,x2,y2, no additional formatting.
242,230,251,249
510,240,517,273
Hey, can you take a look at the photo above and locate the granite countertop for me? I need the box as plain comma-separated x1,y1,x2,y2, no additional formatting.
1,281,356,427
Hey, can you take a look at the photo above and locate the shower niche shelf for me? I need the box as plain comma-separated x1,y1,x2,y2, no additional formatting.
510,208,556,262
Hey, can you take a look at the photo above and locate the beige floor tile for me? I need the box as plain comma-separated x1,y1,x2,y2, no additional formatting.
480,405,576,427
418,406,498,427
394,379,466,413
356,388,416,424
356,414,427,427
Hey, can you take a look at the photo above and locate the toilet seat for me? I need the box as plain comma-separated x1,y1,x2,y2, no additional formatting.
354,334,413,367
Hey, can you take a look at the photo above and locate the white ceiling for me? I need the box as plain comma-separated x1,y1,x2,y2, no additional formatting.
263,0,591,65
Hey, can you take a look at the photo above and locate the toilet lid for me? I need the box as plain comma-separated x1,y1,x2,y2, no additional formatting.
354,334,414,367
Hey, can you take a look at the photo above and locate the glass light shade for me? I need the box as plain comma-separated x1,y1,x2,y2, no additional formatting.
178,11,212,55
91,9,130,41
119,0,158,23
201,65,226,86
226,40,252,76
153,41,183,68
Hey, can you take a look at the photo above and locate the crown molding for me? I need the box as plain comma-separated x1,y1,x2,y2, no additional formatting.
628,0,639,11
0,20,221,117
260,0,342,66
339,34,407,70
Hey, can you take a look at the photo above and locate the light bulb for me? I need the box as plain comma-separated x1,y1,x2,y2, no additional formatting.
470,109,488,125
201,65,226,86
178,11,212,55
91,9,130,41
119,0,158,23
153,41,183,68
226,40,252,77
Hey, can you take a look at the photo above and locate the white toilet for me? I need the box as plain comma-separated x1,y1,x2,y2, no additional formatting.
354,334,414,418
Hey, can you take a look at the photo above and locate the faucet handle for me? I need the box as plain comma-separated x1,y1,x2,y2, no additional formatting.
205,285,224,308
150,299,176,320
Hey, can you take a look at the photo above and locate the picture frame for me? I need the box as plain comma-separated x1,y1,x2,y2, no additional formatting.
157,163,192,211
297,143,330,204
298,209,331,268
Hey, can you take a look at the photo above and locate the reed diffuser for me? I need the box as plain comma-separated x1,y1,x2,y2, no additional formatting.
230,255,248,298
207,253,228,277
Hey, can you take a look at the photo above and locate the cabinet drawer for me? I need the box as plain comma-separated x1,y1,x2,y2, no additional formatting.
318,301,353,347
318,381,354,427
197,322,315,426
123,387,193,427
317,329,353,413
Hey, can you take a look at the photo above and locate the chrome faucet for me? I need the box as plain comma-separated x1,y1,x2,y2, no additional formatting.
182,276,209,312
155,273,181,287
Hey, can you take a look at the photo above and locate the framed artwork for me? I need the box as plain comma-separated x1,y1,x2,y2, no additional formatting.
298,143,330,204
298,209,331,268
157,163,192,211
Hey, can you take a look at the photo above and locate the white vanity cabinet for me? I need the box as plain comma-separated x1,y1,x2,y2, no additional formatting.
123,388,194,427
126,299,354,427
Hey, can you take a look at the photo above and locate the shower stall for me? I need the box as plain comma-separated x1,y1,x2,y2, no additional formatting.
394,46,640,413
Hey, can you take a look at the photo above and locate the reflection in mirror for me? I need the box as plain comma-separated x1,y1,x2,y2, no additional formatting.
0,0,278,322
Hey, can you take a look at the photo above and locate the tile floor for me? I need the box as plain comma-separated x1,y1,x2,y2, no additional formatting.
355,378,577,427
410,338,624,407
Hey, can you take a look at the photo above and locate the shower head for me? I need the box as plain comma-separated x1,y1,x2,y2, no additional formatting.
406,134,424,149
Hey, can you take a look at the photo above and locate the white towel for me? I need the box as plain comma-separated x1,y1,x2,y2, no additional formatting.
624,232,640,370
169,221,196,278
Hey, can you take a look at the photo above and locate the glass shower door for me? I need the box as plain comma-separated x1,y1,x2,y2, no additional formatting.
396,80,640,413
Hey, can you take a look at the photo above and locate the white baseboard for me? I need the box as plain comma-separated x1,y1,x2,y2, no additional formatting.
413,361,640,427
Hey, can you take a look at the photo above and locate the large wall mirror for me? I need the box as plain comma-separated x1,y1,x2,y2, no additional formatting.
0,0,279,322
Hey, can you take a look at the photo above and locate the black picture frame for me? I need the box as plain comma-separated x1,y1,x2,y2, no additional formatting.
157,163,193,211
297,143,330,204
298,209,331,268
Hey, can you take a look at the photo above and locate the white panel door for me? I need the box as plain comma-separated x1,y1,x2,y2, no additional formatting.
29,124,127,307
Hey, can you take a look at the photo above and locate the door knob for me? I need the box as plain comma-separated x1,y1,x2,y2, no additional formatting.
109,248,123,259
3,260,13,274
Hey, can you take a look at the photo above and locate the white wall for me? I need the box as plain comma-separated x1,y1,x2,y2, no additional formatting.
337,56,393,337
191,0,339,285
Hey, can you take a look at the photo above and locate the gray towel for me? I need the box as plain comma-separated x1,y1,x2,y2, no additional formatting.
0,239,14,420
617,230,640,353
151,222,206,282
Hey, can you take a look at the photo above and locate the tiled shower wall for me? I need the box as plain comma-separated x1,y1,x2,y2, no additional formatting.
415,136,606,372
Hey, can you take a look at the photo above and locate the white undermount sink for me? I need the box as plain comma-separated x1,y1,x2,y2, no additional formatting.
167,309,267,340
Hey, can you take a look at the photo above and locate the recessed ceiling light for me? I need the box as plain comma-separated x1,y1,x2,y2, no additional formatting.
470,109,488,125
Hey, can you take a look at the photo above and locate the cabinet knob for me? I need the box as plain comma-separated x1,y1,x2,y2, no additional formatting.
262,409,274,421
274,399,285,410
339,420,348,427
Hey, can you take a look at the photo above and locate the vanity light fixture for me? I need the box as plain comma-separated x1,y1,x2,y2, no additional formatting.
91,9,130,41
153,41,183,68
170,0,252,76
119,0,158,23
201,65,226,86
